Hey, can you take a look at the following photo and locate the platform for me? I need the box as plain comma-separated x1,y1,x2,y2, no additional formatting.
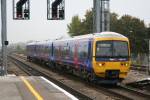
0,76,78,100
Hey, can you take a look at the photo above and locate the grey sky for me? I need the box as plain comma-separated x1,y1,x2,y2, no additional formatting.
0,0,150,43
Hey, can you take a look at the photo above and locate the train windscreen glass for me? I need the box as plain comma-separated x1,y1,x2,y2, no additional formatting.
96,41,129,60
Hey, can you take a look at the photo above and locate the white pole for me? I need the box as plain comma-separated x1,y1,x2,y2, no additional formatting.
1,0,8,75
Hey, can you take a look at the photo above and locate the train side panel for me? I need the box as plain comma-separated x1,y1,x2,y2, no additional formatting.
76,39,93,72
53,38,93,73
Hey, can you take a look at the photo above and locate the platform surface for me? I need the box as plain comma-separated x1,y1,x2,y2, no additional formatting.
0,76,78,100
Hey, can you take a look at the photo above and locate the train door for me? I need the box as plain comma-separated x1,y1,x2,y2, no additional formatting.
74,42,78,69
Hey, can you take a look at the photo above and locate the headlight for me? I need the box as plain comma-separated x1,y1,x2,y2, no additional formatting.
99,63,102,66
97,63,105,67
125,63,128,66
121,62,129,66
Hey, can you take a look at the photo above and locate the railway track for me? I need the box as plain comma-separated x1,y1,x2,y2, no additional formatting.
126,78,150,94
131,64,147,72
7,60,28,76
9,54,150,100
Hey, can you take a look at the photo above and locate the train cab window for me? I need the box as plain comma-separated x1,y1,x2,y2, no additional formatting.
96,41,129,60
113,41,128,57
96,42,112,57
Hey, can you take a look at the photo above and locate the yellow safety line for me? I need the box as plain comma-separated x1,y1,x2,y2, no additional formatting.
20,76,43,100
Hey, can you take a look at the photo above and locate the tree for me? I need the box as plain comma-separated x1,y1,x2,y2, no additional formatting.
110,13,120,32
67,10,93,36
67,15,82,36
16,45,22,51
147,26,150,39
118,15,147,54
81,10,93,34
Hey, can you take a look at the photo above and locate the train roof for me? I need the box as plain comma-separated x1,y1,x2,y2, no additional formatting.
94,32,128,39
27,32,128,45
54,32,128,42
27,41,38,46
27,40,53,46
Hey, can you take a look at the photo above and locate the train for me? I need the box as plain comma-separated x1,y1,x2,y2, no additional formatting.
27,32,131,84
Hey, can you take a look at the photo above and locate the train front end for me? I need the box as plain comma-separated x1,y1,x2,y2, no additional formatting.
92,32,131,83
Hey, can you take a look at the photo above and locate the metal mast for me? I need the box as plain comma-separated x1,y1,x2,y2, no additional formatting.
147,40,150,75
93,0,110,33
1,0,8,75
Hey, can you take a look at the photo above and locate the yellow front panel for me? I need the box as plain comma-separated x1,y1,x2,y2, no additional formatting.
92,61,131,78
92,37,131,79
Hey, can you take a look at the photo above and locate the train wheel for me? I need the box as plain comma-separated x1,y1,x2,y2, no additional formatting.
81,69,87,80
50,62,55,70
87,72,96,83
87,73,92,82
